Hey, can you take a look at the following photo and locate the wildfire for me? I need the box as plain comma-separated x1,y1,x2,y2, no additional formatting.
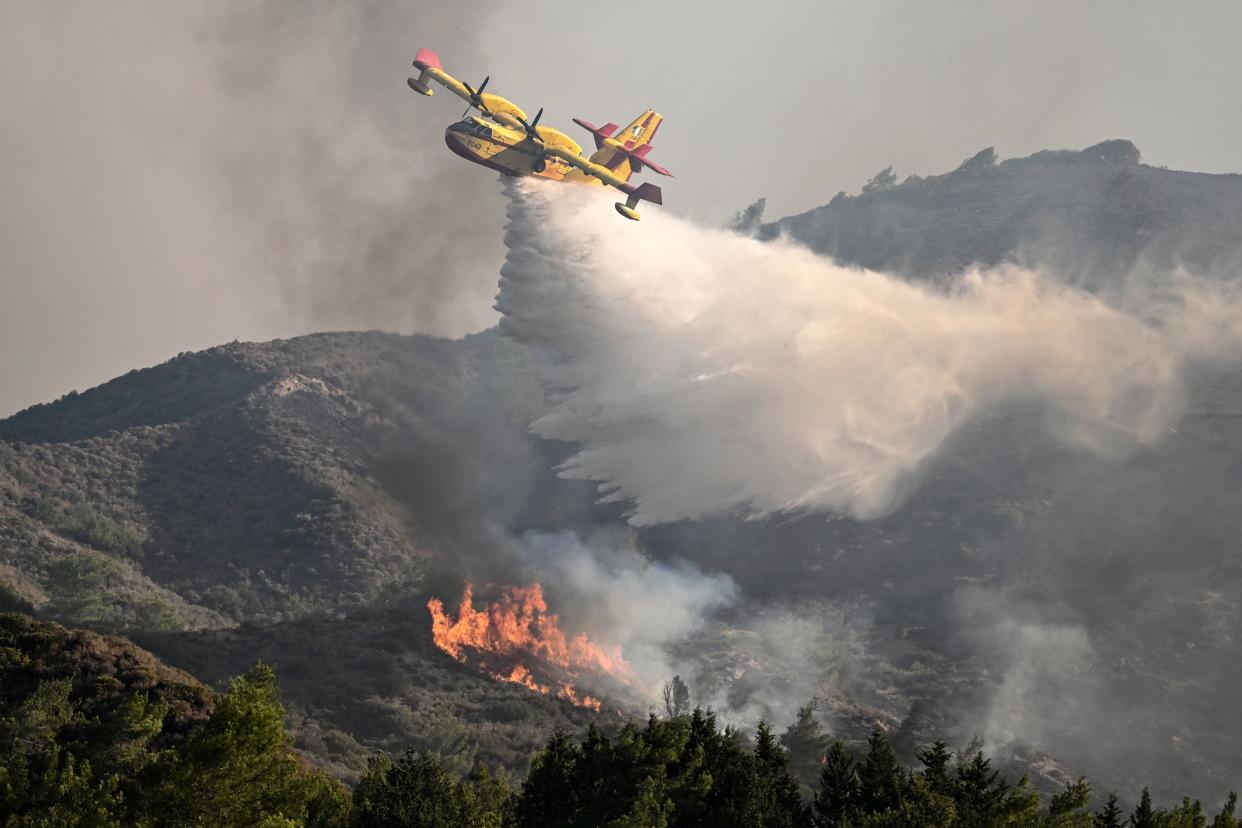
492,665,603,711
499,664,545,693
428,583,627,710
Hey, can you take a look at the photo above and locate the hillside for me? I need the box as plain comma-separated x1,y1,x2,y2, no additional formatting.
0,330,612,777
760,139,1242,286
0,613,356,825
0,331,566,628
3,141,1242,800
0,611,213,732
132,611,601,780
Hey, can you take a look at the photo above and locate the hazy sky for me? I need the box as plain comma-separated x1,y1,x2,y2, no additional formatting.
2,1,1240,417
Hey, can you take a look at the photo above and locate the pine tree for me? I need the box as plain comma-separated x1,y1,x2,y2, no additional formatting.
780,702,830,796
1130,787,1157,828
814,739,860,827
954,751,1008,827
1094,792,1124,828
754,721,781,768
918,741,955,800
857,727,904,814
350,749,476,828
1046,777,1092,826
515,730,582,828
753,721,810,828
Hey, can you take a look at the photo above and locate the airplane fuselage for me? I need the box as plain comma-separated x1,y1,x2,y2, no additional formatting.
444,117,574,181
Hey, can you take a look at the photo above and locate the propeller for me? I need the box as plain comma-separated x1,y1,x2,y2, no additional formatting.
460,75,490,116
516,107,544,141
516,108,549,172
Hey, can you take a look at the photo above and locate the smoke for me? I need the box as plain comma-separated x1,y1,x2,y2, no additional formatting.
504,528,874,728
0,1,503,416
193,1,506,337
953,588,1097,757
505,528,737,696
497,179,1242,525
682,602,874,729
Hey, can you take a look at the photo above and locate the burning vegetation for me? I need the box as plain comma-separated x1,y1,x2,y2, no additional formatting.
427,583,633,710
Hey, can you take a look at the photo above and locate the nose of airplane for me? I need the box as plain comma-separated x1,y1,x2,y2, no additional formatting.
443,124,472,160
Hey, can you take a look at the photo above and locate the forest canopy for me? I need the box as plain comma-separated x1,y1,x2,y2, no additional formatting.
3,613,1237,827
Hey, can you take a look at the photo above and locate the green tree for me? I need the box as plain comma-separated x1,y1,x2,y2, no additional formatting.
814,739,860,827
1130,787,1157,828
1093,792,1124,828
780,702,830,796
954,750,1012,827
682,709,762,828
145,663,349,827
3,748,126,827
462,761,514,828
1163,796,1207,828
1212,792,1239,828
857,727,903,814
858,775,956,828
1046,777,1092,827
349,749,499,828
754,721,811,828
515,730,582,828
918,741,955,800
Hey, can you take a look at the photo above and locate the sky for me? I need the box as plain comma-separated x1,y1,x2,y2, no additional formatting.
2,0,1241,417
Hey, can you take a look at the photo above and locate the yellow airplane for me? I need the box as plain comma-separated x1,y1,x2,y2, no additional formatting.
407,48,671,220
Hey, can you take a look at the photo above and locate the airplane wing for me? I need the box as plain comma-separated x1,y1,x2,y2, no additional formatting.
409,49,470,100
408,48,528,122
543,146,663,220
542,146,631,191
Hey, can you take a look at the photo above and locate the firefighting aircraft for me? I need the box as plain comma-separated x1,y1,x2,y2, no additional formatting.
407,48,671,220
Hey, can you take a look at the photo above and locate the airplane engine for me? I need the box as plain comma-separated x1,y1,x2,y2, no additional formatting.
478,93,527,124
490,112,523,130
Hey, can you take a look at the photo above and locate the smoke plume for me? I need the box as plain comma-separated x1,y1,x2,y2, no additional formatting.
497,179,1242,525
505,528,738,696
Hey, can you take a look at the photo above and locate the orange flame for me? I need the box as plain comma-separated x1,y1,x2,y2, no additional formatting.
498,664,548,694
557,683,603,711
428,582,629,709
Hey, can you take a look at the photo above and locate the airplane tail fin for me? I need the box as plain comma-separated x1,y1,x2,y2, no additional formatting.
616,110,662,148
572,110,671,182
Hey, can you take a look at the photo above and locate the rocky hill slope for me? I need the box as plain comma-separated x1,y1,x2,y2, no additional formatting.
761,139,1242,286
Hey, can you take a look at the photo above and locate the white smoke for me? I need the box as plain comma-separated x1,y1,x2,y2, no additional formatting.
953,587,1097,757
497,179,1242,524
682,602,873,729
507,528,737,694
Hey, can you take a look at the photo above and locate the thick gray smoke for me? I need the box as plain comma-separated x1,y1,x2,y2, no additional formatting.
497,179,1242,524
193,1,506,336
0,2,503,416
